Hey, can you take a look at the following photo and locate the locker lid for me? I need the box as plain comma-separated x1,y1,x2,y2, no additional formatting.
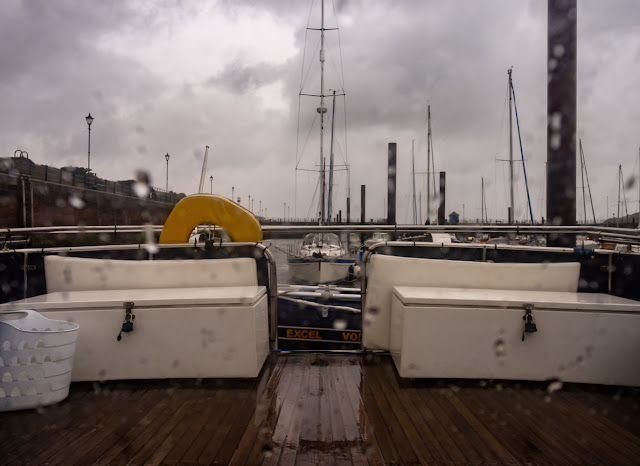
0,286,267,310
393,286,640,313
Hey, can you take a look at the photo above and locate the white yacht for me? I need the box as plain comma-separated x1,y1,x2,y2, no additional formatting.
287,232,354,284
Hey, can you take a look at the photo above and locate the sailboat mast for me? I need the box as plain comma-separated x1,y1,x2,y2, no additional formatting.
426,105,432,223
318,0,327,224
412,139,417,224
638,147,640,226
481,177,485,223
617,164,622,227
327,90,336,224
508,68,514,224
580,141,597,224
579,139,586,224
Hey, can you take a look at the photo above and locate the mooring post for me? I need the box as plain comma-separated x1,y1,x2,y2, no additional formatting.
438,172,446,225
547,0,577,247
388,143,396,225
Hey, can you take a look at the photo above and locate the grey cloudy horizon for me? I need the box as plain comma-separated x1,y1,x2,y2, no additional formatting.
2,0,639,224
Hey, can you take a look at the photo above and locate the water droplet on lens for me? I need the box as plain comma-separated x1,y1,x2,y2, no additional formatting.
333,318,347,330
133,181,150,198
547,379,563,393
68,195,85,209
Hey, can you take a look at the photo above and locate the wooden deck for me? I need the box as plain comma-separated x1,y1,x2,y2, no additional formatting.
1,353,639,465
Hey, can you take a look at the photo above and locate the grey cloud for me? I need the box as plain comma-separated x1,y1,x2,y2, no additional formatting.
206,59,285,94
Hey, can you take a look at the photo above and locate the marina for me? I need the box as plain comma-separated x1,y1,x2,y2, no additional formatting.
2,0,640,464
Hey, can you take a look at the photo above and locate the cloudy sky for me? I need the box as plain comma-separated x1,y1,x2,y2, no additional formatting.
2,0,639,224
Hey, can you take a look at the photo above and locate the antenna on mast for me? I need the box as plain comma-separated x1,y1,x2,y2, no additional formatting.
198,145,210,194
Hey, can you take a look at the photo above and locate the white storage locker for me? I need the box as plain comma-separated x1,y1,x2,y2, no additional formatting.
0,286,269,381
390,287,640,386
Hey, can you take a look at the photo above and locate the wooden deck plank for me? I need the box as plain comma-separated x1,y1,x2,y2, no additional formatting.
338,358,385,466
519,388,638,465
409,386,469,464
435,386,502,465
92,385,198,465
377,361,454,465
1,354,639,466
0,392,90,465
262,359,305,466
276,358,313,466
359,362,404,464
228,357,291,465
195,386,256,464
160,394,217,465
296,357,335,465
417,385,484,465
67,388,163,466
471,385,576,465
458,382,575,465
101,385,195,465
558,389,640,456
0,391,89,458
179,387,249,464
453,385,544,465
23,387,140,466
443,388,517,464
323,358,356,466
369,361,435,465
144,391,216,465
502,386,615,464
122,389,207,464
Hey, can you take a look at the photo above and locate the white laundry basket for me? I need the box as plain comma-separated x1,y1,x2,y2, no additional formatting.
0,310,79,411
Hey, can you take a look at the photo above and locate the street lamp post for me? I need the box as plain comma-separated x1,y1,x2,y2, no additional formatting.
85,113,94,172
165,153,170,192
232,186,235,201
210,175,213,194
248,195,251,211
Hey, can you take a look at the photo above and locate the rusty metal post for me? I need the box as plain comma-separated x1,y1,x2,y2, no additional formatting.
438,172,446,225
360,185,366,224
388,143,396,225
547,0,577,246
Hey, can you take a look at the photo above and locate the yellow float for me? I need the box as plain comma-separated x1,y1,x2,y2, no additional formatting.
159,194,262,243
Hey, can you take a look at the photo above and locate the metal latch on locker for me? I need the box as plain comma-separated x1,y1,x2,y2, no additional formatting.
522,303,537,341
117,301,136,341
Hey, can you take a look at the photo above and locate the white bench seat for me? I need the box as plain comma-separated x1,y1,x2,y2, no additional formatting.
1,286,269,380
363,255,581,350
390,286,640,386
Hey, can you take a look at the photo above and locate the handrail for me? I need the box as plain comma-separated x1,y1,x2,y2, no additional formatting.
2,223,640,237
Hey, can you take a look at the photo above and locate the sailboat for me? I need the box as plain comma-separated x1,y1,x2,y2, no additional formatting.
287,0,354,284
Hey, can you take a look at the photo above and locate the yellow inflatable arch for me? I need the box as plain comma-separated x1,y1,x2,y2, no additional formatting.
159,194,262,244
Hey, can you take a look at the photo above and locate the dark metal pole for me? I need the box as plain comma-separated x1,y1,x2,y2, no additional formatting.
87,125,91,172
165,154,170,192
387,143,396,224
547,0,577,246
346,197,351,224
360,185,366,224
438,172,446,225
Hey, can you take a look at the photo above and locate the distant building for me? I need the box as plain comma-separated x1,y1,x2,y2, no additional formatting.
449,211,460,224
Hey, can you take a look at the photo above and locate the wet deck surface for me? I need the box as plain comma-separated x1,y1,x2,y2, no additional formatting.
1,353,639,465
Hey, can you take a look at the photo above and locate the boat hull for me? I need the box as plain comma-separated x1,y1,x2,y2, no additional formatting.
287,257,354,284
